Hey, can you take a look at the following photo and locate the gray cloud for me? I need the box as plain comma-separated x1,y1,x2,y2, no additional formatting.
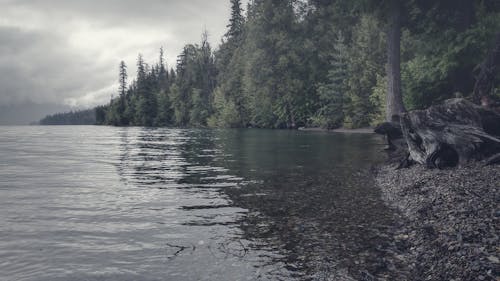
0,0,242,112
0,26,113,106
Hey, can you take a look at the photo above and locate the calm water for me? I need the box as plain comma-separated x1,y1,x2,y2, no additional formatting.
0,126,399,281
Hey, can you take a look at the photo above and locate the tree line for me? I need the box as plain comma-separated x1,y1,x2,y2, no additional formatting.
44,0,500,129
39,108,96,125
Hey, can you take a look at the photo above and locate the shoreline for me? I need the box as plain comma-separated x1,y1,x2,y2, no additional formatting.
375,162,499,280
298,127,375,134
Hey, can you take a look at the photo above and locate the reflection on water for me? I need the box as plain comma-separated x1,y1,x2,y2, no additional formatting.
0,126,402,280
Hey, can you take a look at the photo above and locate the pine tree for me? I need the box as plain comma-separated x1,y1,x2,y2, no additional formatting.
118,60,128,125
242,0,307,128
137,54,146,80
190,30,216,126
135,53,156,126
313,33,348,129
170,46,194,126
212,0,248,127
225,0,244,41
158,47,169,91
91,0,500,130
159,46,166,72
343,14,386,128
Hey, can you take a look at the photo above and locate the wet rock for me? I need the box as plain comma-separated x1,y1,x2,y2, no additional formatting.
487,256,499,264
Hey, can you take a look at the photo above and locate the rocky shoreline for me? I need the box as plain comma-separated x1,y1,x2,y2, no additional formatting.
298,127,375,134
375,162,499,281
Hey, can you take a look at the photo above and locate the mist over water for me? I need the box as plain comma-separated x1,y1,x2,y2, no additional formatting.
0,126,398,280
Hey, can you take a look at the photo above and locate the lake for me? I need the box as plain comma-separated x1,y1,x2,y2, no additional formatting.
0,126,401,280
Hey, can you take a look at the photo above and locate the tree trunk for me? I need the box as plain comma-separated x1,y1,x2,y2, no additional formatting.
472,32,500,105
386,0,406,122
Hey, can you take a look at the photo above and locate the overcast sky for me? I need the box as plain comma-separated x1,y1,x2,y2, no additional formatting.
0,0,245,110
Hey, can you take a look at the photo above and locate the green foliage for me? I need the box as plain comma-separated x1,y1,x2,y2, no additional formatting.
207,88,240,128
402,1,500,109
105,99,121,126
134,54,158,126
171,38,216,127
250,89,275,128
370,74,387,125
156,90,173,126
240,0,309,128
311,34,348,129
95,105,108,125
49,0,499,130
189,88,210,126
343,14,386,128
169,84,190,126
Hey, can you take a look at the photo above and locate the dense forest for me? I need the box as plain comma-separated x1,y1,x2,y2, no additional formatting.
43,0,500,129
39,108,96,125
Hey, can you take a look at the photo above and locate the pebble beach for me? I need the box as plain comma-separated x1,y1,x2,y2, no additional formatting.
375,163,500,281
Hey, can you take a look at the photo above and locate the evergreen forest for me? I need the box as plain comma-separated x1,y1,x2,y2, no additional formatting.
44,0,500,129
39,108,96,125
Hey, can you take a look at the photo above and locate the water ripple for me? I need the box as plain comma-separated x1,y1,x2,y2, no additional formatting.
0,126,400,281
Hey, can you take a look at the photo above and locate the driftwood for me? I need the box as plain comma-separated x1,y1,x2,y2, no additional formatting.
376,99,500,169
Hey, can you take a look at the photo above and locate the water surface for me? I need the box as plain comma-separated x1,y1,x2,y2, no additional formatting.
0,126,398,280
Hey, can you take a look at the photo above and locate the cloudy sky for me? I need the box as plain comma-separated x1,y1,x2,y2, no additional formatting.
0,0,245,123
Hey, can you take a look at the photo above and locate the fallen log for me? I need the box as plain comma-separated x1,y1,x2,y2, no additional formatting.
400,99,500,168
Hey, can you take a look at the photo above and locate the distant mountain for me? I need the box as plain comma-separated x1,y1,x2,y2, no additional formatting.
0,102,71,125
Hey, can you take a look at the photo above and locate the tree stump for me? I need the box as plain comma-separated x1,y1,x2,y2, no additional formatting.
399,99,500,168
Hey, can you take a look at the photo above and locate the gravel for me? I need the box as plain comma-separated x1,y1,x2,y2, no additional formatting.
375,162,500,281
